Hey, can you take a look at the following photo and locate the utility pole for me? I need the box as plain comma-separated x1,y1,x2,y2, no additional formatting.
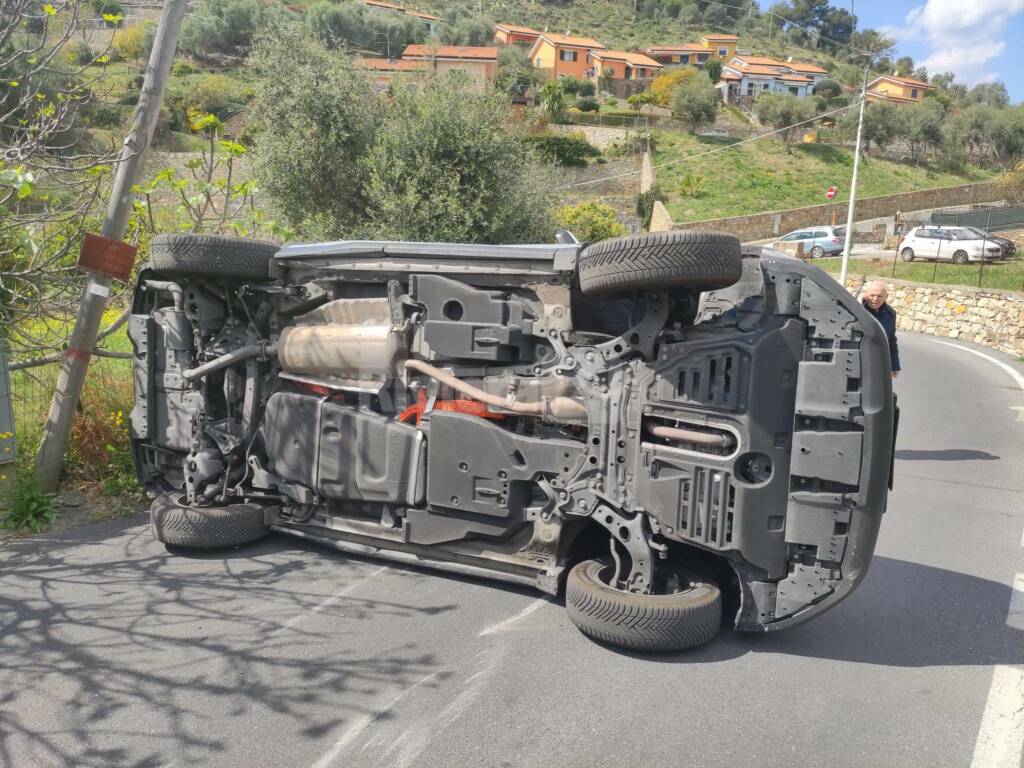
838,66,869,289
36,0,189,492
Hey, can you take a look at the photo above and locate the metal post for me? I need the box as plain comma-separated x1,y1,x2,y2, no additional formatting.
838,66,869,289
35,0,189,492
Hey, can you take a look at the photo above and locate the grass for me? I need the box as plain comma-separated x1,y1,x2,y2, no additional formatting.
818,256,1024,292
652,131,995,223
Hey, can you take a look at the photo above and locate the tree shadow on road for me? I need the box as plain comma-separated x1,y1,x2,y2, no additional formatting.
613,555,1024,668
0,517,458,767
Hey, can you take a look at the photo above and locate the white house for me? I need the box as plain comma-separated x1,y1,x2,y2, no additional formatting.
718,55,829,105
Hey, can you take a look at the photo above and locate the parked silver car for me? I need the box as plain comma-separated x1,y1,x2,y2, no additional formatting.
776,226,847,258
899,226,1004,264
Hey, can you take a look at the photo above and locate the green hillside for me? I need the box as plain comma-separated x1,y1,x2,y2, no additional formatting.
652,131,995,223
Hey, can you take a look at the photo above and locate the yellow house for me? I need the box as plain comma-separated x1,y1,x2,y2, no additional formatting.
528,32,606,79
866,74,932,106
645,33,738,68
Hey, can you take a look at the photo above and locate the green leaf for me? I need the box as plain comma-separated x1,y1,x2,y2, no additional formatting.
42,3,57,14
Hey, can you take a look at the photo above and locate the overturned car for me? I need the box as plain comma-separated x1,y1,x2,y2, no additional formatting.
130,231,895,651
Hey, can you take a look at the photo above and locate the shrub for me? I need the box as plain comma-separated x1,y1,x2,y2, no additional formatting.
90,0,123,17
575,97,600,112
65,41,95,66
172,61,196,78
524,132,601,166
188,74,243,118
181,0,271,56
556,201,626,242
636,182,665,229
577,80,596,97
678,171,707,198
84,103,125,128
117,88,140,105
113,25,145,60
651,67,696,106
561,75,585,95
671,73,719,134
1,472,56,534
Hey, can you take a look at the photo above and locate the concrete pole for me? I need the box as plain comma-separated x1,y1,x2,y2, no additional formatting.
36,0,189,492
838,66,869,289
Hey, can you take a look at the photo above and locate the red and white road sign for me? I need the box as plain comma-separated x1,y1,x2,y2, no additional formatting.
826,185,837,200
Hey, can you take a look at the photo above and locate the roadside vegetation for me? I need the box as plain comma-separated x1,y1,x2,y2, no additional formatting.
653,132,995,222
819,257,1024,293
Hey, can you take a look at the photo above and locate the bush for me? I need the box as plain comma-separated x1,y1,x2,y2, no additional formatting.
524,132,601,166
577,80,596,97
181,0,272,56
188,74,244,119
575,97,600,112
363,76,555,243
636,183,665,229
84,103,125,128
113,25,145,61
117,88,140,106
1,471,56,534
172,61,196,78
561,76,586,95
651,67,696,106
90,0,123,17
678,171,706,198
65,41,95,66
671,73,719,134
556,201,626,242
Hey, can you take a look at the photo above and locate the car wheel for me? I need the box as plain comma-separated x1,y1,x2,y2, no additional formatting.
810,246,824,259
565,559,721,652
577,231,742,296
149,234,279,281
900,248,915,262
952,250,969,265
150,493,268,549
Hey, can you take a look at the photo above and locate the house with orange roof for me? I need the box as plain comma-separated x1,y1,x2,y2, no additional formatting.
401,45,498,92
645,33,739,68
719,54,830,104
362,0,442,35
358,57,429,90
865,74,932,106
527,32,606,79
587,50,663,82
494,23,542,47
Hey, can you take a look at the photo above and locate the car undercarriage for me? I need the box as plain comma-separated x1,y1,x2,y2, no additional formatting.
130,231,896,651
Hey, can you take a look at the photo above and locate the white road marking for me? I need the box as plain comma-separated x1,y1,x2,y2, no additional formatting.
477,598,547,637
932,340,1024,392
931,340,1024,768
271,565,388,637
970,665,1024,768
309,669,442,768
1008,574,1024,632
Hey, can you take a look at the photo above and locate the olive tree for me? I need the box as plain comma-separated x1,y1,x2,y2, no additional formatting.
754,92,817,149
362,74,556,244
670,73,719,134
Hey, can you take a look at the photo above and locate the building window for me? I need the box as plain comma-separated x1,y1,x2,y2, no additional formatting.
559,49,577,62
911,88,918,98
718,47,727,56
763,82,770,90
535,57,542,67
697,53,709,62
789,86,798,95
681,54,689,63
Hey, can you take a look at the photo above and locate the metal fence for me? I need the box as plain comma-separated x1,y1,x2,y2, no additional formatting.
931,205,1024,232
558,113,650,130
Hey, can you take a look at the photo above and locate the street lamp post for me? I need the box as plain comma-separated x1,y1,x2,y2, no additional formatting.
839,66,869,288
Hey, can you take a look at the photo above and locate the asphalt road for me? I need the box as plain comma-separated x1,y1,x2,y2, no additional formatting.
2,333,1023,768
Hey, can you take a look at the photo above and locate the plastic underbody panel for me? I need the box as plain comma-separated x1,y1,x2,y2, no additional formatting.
130,242,894,632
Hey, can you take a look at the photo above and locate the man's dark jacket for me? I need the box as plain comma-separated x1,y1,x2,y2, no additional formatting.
863,301,901,372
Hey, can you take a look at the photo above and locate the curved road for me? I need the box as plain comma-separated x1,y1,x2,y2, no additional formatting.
2,333,1023,768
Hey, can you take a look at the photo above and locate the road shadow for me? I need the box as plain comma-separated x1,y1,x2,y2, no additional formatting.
895,449,1000,461
0,519,458,766
609,555,1024,668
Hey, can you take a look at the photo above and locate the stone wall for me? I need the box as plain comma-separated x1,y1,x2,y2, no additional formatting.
649,200,673,232
845,276,1024,357
640,149,656,194
665,182,1003,241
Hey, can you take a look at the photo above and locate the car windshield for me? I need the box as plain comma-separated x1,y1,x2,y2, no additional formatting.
834,227,846,237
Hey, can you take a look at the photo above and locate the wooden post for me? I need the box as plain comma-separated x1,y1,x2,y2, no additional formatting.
36,0,189,492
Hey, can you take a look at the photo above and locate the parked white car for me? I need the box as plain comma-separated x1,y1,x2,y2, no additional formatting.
899,226,1004,264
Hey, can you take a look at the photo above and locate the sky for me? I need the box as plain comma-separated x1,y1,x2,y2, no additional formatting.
848,0,1024,102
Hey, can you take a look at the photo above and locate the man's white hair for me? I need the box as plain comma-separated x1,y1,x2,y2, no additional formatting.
864,279,888,293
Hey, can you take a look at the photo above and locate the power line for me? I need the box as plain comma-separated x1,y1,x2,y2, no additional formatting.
562,101,858,190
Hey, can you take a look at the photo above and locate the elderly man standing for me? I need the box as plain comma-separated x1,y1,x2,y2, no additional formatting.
861,280,901,378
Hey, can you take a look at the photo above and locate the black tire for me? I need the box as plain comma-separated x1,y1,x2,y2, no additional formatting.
149,234,279,280
577,231,742,296
900,247,915,262
565,559,721,652
151,493,268,549
810,245,824,259
952,250,969,265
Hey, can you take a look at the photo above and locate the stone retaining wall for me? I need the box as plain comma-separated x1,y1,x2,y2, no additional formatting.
846,276,1024,357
